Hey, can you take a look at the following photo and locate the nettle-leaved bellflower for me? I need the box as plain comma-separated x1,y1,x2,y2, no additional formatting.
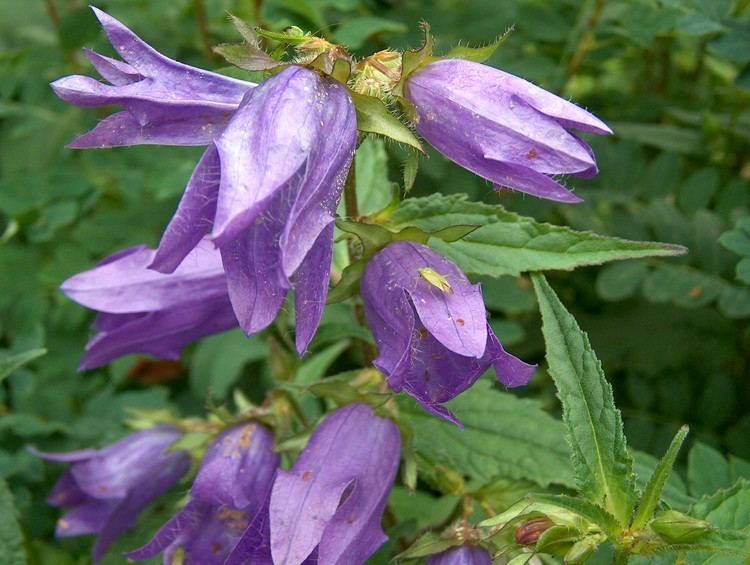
149,64,357,354
230,403,400,565
61,239,236,370
51,7,254,147
404,59,612,203
128,422,279,564
361,241,536,425
30,427,190,564
427,546,493,565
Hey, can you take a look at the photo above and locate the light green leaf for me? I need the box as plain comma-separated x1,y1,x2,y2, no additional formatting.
389,194,686,277
0,478,26,565
633,451,695,512
354,137,393,216
295,341,350,386
400,379,574,488
688,442,733,497
349,91,423,151
0,348,46,383
532,274,636,526
596,262,649,301
632,425,689,530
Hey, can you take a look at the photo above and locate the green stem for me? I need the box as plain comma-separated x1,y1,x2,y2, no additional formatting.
614,549,630,565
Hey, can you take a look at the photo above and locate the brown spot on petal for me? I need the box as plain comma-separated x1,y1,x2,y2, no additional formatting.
526,148,539,160
346,516,355,524
58,518,70,530
302,470,313,482
456,318,465,327
212,543,222,555
238,426,254,450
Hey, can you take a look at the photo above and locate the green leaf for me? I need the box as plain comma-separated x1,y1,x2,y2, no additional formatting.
530,493,621,537
389,194,686,278
596,262,649,302
403,148,419,192
189,330,267,398
444,26,514,63
633,451,695,512
688,442,733,497
400,379,574,488
0,348,46,383
609,122,702,154
349,91,423,151
354,137,394,216
213,43,285,71
532,274,636,526
632,425,689,530
0,477,26,565
295,341,350,385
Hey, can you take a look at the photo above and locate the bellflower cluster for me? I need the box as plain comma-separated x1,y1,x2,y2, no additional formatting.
30,427,190,564
427,546,493,565
61,239,236,370
361,241,536,425
51,7,254,148
129,423,279,564
404,59,611,203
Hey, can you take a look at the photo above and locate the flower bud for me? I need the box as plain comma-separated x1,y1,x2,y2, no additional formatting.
515,517,554,545
650,510,714,543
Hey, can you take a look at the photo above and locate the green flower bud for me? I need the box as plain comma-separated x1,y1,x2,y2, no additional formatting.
515,517,554,545
650,510,714,543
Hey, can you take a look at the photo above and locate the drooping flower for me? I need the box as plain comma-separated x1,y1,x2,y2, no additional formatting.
149,64,357,354
61,239,236,370
229,404,400,565
51,7,254,148
361,241,535,425
427,545,493,565
29,427,190,564
128,422,280,564
404,59,611,203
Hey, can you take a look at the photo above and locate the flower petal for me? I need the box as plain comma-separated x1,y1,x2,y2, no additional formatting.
82,48,141,86
56,499,117,538
427,545,493,565
270,404,400,565
211,66,323,246
61,240,225,314
150,147,221,273
293,223,334,355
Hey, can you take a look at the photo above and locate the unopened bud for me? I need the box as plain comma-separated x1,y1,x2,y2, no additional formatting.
650,510,714,543
515,517,554,545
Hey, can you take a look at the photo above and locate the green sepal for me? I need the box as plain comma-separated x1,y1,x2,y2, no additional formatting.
326,259,365,304
529,493,621,539
228,14,258,43
444,25,514,63
213,42,286,71
335,218,392,257
349,90,423,151
392,21,436,98
535,524,579,556
564,534,605,564
307,49,352,81
631,425,690,530
255,26,309,45
403,148,419,192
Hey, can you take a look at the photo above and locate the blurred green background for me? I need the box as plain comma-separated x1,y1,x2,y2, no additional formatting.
1,0,749,562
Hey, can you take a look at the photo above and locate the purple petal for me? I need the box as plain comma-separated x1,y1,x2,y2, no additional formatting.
92,445,190,563
83,49,141,86
277,79,356,280
46,471,88,507
225,495,275,565
61,240,225,314
191,423,279,510
65,108,234,148
211,66,325,246
28,446,98,464
79,294,237,370
427,546,493,565
69,427,183,499
126,500,207,561
56,499,117,538
270,404,400,565
89,7,252,105
487,159,583,203
486,328,536,388
150,147,221,273
293,223,334,355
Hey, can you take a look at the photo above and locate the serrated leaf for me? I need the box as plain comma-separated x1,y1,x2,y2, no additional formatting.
530,493,621,537
400,379,574,488
0,478,26,565
349,91,423,151
632,425,689,530
532,274,636,526
444,26,514,63
0,348,46,383
389,194,686,278
688,442,733,497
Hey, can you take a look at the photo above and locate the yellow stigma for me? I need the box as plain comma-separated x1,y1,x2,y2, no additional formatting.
418,268,453,293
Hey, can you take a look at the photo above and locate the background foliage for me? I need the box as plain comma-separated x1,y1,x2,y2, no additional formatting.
0,0,749,563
